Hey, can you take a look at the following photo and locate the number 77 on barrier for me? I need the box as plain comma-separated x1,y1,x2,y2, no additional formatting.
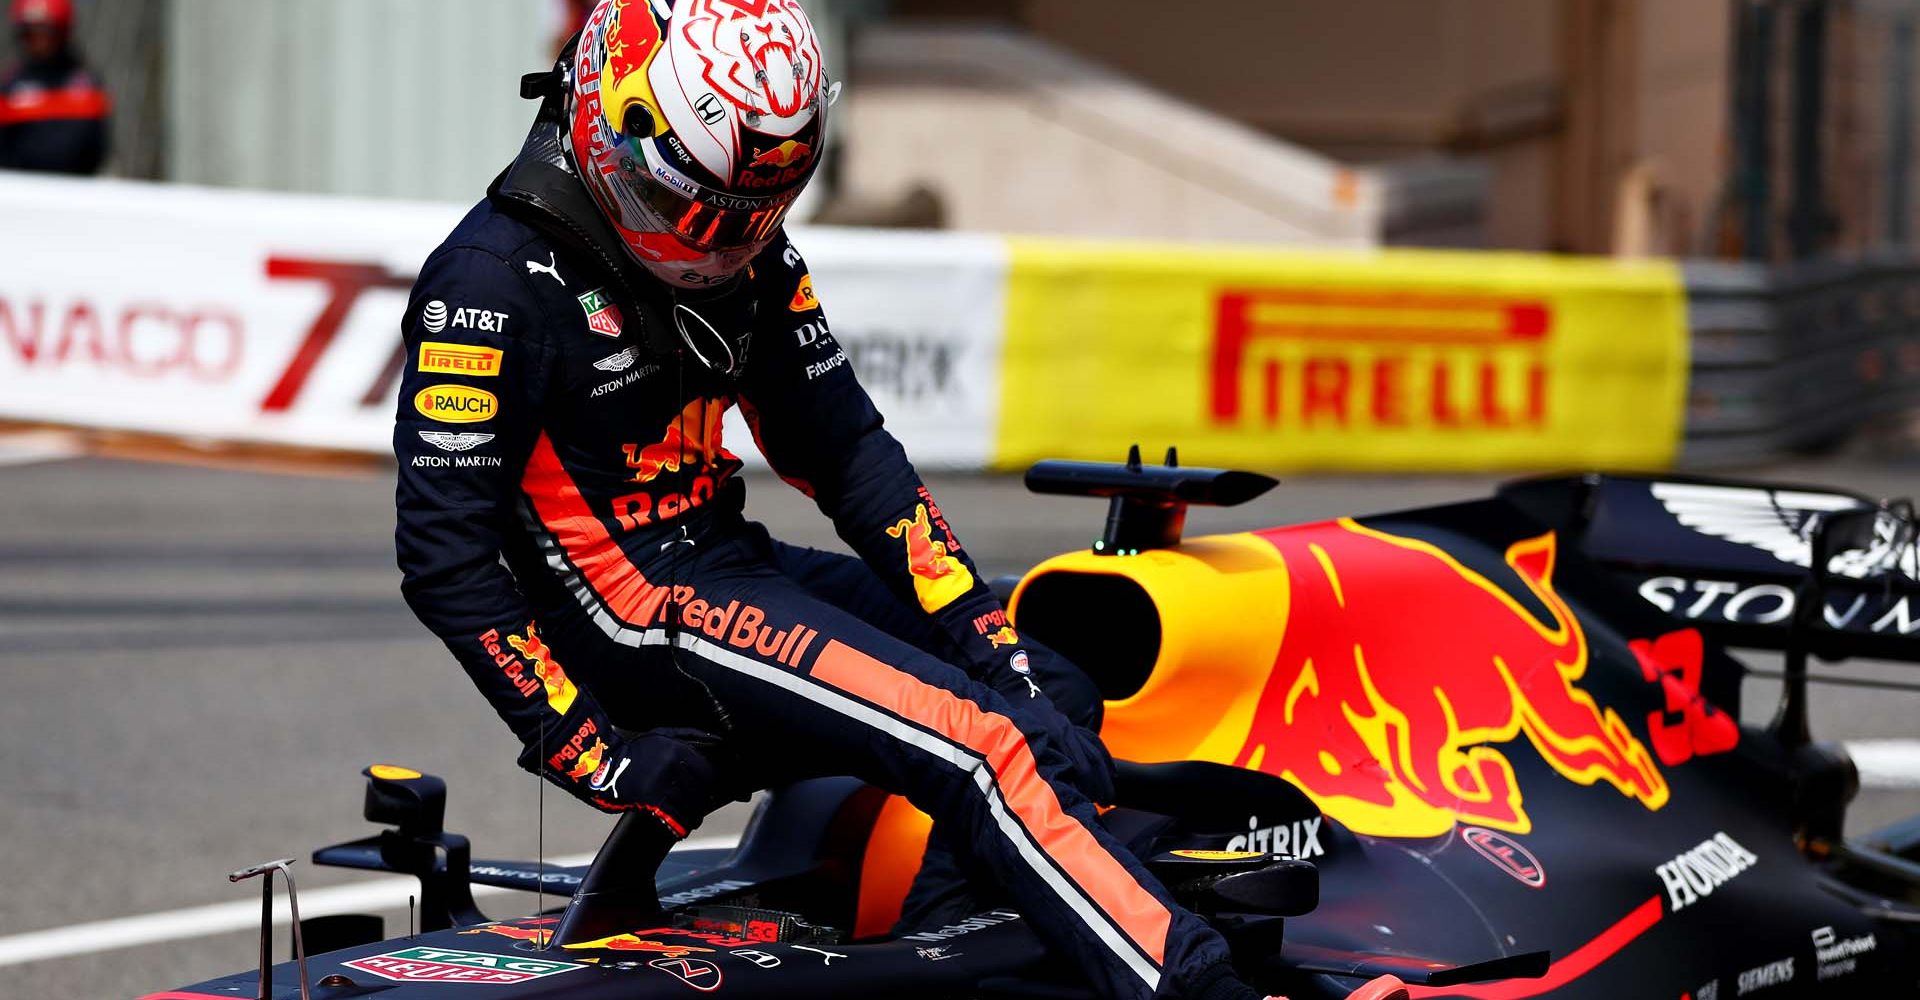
259,256,415,413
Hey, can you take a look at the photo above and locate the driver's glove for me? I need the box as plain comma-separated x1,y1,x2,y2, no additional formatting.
517,724,721,836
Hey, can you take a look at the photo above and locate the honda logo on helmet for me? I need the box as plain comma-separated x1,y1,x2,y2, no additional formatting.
695,93,726,125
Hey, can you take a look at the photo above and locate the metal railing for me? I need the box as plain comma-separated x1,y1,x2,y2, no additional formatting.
1683,254,1920,465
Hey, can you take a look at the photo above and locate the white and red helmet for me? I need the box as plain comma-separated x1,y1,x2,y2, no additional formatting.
568,0,829,286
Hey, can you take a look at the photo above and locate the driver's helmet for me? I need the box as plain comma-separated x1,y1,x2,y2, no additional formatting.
567,0,830,287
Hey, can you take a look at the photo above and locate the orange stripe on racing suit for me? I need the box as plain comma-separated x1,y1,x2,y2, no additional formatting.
809,639,1172,967
522,431,682,626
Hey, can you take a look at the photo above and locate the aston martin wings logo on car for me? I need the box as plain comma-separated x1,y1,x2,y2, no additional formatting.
1650,482,1918,579
418,431,497,453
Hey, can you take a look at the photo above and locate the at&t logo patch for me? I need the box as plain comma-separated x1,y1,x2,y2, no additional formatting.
420,300,510,334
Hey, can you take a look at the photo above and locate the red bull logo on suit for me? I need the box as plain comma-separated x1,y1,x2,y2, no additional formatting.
622,397,737,484
887,503,975,613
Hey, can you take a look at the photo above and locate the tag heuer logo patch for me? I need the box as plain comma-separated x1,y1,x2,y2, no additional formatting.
577,288,625,339
344,947,583,985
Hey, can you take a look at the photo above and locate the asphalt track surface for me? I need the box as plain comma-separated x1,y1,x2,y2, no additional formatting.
3,453,1919,999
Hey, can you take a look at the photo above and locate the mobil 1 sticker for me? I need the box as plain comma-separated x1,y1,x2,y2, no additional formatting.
344,946,584,984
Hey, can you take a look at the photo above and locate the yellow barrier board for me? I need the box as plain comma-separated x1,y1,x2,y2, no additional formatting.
995,240,1689,472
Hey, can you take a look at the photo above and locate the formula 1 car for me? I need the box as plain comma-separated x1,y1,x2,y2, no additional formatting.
141,454,1920,999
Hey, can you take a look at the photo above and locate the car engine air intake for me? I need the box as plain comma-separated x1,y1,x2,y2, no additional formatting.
1010,534,1291,763
1014,571,1162,700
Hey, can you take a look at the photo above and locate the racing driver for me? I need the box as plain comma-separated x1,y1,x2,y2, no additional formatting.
395,4,1403,1000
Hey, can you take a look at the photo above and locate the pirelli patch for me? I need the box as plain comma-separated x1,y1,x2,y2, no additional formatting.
415,384,497,423
418,342,503,377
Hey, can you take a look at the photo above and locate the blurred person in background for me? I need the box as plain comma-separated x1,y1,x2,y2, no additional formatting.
0,0,107,174
391,2,1399,998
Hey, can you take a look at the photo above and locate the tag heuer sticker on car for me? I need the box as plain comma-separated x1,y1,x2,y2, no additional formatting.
343,946,583,984
418,342,503,377
578,287,625,338
415,385,497,423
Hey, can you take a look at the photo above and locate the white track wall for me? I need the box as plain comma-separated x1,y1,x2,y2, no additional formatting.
0,173,1003,467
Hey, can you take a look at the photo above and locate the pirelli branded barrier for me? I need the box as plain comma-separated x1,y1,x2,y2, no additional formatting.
0,173,1692,472
996,240,1691,472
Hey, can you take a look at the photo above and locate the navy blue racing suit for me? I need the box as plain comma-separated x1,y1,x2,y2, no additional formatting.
392,99,1248,1000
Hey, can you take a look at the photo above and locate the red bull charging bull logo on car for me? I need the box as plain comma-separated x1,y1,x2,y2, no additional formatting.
562,933,716,958
1235,519,1669,837
460,918,558,947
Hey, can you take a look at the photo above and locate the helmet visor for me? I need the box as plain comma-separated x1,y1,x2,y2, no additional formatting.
635,176,793,253
602,130,797,255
